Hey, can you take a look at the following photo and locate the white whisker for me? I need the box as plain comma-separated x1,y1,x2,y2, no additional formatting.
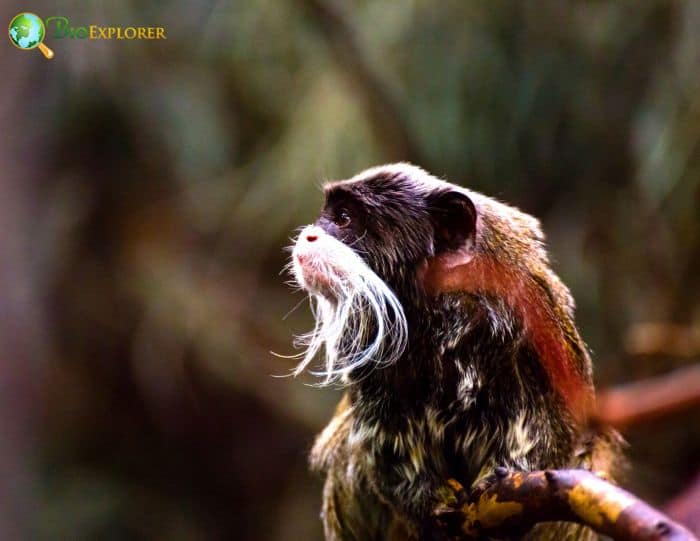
288,233,408,385
282,295,309,320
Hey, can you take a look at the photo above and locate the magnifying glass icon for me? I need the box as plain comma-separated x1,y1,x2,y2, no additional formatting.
8,13,54,59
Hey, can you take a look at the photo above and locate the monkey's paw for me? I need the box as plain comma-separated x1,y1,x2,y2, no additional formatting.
430,479,468,538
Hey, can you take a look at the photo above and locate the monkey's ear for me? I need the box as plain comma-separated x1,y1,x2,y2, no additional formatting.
427,190,477,256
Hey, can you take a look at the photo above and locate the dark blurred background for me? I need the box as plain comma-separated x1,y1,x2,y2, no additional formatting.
1,1,699,539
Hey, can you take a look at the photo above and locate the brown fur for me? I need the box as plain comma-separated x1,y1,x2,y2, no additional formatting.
290,164,622,540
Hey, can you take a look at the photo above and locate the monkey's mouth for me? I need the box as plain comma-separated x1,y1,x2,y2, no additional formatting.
294,254,336,297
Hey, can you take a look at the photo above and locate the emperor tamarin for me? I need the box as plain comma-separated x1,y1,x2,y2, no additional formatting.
288,163,620,540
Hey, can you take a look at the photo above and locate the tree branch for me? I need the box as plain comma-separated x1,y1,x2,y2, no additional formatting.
594,363,700,428
434,470,698,541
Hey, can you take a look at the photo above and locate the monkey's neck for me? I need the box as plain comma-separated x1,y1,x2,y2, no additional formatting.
348,294,579,476
349,294,532,415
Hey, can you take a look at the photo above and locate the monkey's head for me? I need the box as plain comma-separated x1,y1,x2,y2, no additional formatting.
289,163,593,418
290,163,473,383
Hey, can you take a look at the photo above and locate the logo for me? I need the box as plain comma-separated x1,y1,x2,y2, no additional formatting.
8,13,168,59
8,12,54,58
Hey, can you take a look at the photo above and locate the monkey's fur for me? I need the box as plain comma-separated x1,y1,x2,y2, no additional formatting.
289,164,621,540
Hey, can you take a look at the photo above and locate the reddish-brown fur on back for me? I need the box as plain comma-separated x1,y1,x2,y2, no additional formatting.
422,253,594,423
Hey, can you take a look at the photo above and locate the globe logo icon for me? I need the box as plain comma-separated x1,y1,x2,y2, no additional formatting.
8,12,54,59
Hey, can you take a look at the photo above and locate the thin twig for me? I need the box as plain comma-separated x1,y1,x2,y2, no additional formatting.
595,364,700,428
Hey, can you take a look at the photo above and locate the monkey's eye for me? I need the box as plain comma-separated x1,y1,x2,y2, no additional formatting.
334,209,351,228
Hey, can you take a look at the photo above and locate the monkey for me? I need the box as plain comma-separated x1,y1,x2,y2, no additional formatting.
287,163,622,540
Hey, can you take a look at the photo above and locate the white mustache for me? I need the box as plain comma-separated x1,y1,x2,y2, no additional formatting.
290,229,408,385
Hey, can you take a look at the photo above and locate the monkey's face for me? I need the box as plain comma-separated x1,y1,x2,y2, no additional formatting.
289,165,478,384
294,167,476,295
290,213,410,384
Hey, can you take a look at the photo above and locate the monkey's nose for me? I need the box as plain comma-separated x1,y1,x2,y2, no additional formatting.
301,225,323,243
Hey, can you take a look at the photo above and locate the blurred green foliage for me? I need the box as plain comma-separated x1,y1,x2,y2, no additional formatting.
0,0,698,539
